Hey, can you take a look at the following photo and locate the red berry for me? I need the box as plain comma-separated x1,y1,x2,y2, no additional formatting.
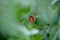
29,16,34,22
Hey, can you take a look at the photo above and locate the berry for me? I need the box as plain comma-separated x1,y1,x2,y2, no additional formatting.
29,16,34,22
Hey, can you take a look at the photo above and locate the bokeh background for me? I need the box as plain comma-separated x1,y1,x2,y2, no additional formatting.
0,0,60,40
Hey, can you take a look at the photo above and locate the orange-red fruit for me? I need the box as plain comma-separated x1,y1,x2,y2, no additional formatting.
29,16,34,22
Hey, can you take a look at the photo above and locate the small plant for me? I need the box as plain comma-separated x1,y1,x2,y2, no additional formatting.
0,0,60,40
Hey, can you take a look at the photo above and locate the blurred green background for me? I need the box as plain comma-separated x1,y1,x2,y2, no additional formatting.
0,0,60,40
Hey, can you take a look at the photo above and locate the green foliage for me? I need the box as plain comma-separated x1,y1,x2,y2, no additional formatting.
0,0,60,40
